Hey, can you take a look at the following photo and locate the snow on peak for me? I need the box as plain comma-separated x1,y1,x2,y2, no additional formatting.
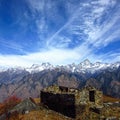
26,62,54,73
79,59,93,69
0,60,120,73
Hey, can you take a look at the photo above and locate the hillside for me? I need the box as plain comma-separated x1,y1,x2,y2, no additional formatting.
0,95,120,120
0,67,120,102
0,60,120,102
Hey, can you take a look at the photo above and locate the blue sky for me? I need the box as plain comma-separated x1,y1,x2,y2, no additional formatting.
0,0,120,67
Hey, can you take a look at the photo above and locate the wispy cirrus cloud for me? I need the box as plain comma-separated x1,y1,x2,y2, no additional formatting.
94,51,120,63
44,0,120,49
0,0,119,67
0,38,26,54
26,0,82,48
66,0,120,47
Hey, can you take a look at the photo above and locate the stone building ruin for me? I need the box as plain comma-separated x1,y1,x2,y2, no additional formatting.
40,85,103,118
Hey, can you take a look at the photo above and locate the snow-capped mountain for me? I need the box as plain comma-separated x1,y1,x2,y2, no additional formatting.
0,59,120,73
0,59,120,102
55,59,120,73
25,62,54,73
0,66,9,72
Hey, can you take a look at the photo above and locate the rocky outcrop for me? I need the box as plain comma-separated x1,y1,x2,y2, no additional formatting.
10,98,38,114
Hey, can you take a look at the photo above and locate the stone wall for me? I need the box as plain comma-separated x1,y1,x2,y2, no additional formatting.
41,91,76,118
40,85,103,118
77,87,103,107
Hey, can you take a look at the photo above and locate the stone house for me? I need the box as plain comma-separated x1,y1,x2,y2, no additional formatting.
40,85,103,118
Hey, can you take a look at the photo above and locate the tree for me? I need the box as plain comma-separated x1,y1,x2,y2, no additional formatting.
2,95,21,114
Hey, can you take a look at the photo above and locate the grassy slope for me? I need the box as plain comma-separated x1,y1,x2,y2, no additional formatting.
9,108,72,120
1,96,120,120
103,95,120,102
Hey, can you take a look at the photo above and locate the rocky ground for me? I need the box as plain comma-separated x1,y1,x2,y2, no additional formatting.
0,96,120,120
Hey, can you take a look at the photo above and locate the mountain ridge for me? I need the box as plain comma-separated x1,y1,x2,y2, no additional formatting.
0,60,120,102
0,59,120,74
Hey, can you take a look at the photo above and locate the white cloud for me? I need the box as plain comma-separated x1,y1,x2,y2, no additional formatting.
36,17,48,35
0,48,81,67
0,42,95,67
0,0,119,67
48,36,71,48
27,0,45,12
0,43,119,67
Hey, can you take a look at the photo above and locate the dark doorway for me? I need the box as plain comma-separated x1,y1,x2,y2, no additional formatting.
89,90,95,102
59,86,68,92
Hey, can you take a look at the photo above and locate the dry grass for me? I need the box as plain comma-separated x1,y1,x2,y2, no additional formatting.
0,103,5,115
34,98,40,104
103,95,120,103
1,95,120,120
9,109,72,120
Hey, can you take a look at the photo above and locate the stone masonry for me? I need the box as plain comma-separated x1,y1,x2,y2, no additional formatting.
40,85,103,118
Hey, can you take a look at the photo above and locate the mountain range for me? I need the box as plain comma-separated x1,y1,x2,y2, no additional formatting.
0,59,120,102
